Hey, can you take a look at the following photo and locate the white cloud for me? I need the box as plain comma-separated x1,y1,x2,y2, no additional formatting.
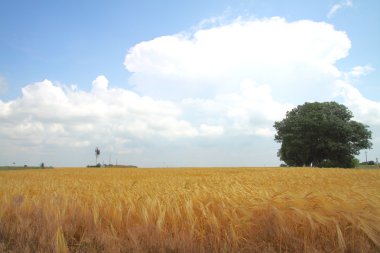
92,75,109,91
183,79,293,137
199,124,224,136
328,0,353,18
0,76,203,157
345,65,374,79
335,80,380,126
125,17,350,103
124,16,354,137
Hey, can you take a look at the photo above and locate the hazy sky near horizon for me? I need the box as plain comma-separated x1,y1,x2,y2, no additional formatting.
0,0,379,167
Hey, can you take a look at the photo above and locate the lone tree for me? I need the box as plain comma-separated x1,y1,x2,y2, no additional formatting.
274,102,372,168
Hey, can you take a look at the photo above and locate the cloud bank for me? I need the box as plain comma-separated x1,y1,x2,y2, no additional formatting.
0,76,198,147
1,17,379,166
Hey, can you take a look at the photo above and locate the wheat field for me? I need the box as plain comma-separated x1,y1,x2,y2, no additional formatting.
0,167,379,252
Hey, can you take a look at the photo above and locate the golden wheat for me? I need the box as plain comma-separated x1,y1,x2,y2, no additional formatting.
0,167,379,252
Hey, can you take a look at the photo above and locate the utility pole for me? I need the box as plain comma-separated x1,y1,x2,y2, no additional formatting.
365,151,368,163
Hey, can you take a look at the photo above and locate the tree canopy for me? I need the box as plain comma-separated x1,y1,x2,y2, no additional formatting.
274,102,372,168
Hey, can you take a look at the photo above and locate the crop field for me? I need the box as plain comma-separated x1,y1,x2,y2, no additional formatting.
0,167,379,253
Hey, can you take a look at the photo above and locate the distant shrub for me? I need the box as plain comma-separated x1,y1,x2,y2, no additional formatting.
87,163,102,168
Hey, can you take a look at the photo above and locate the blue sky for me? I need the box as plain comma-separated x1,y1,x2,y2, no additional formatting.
0,0,379,167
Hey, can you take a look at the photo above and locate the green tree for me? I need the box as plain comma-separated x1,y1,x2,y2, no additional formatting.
274,102,372,168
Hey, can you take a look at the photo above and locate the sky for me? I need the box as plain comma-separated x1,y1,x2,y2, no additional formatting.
0,0,379,167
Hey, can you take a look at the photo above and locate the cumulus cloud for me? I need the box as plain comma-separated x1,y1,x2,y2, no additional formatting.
328,0,353,18
0,76,204,159
183,79,293,137
125,17,350,103
335,80,380,126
